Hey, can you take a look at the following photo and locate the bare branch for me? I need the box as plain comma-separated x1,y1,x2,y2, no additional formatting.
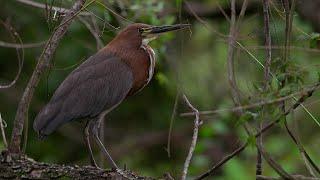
181,94,200,180
9,0,87,154
16,0,91,16
180,82,320,117
257,0,273,176
184,1,227,38
262,0,272,86
0,40,45,49
78,16,104,50
0,19,24,89
216,1,230,22
284,121,320,176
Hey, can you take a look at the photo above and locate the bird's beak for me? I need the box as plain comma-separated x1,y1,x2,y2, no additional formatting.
141,24,190,37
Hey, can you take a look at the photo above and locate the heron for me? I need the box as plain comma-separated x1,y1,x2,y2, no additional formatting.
33,23,190,169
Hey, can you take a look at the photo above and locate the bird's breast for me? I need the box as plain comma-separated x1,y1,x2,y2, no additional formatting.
126,45,156,95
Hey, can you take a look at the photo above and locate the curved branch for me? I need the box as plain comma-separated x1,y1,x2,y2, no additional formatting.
0,19,24,89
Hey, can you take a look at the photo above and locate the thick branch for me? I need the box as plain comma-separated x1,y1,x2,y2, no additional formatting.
0,152,153,179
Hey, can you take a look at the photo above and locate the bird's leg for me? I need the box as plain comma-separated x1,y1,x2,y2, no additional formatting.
84,120,98,168
90,119,119,169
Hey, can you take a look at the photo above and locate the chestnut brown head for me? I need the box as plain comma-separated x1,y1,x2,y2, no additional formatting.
108,23,190,50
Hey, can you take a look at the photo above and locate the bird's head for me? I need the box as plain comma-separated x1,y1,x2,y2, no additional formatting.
108,23,190,50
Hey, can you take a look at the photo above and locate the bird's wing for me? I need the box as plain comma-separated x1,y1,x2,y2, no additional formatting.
33,52,134,135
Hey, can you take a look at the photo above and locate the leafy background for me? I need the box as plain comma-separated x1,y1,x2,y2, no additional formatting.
1,0,320,179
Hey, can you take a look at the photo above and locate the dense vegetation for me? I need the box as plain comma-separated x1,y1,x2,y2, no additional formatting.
1,0,320,179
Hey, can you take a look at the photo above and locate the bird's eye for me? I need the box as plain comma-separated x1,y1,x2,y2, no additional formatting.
138,28,143,34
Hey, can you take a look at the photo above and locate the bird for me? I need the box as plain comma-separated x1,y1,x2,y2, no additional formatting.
33,23,190,169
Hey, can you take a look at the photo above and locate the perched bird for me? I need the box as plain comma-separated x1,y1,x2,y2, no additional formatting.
33,23,190,169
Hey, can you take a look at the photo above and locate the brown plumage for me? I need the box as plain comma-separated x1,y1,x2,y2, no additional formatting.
33,23,190,169
34,24,152,136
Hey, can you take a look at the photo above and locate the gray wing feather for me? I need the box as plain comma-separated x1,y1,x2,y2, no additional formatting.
33,53,133,135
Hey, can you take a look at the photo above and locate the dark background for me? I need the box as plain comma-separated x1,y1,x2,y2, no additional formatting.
1,0,320,179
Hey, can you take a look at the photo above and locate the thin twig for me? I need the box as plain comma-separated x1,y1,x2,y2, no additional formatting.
0,113,8,149
262,0,272,86
284,120,320,176
16,0,90,16
184,1,227,38
236,0,249,28
166,91,180,158
9,0,87,154
216,1,231,23
227,0,241,107
282,0,320,176
256,142,294,179
0,40,45,49
0,20,24,89
94,1,132,24
78,16,103,50
256,0,273,176
181,94,200,180
181,82,320,117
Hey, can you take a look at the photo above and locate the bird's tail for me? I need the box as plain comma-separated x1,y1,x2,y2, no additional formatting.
33,103,61,137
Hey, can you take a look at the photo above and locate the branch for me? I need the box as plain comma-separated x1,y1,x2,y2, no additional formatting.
0,40,45,49
78,16,104,50
9,0,87,154
180,82,320,117
181,94,200,180
256,143,294,179
257,0,272,176
0,152,153,179
166,91,180,158
16,0,91,16
284,120,320,176
227,0,241,107
262,0,272,87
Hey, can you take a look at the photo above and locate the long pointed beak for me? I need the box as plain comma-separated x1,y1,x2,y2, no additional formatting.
141,24,190,36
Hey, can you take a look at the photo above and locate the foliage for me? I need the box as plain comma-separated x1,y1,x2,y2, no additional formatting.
1,0,320,179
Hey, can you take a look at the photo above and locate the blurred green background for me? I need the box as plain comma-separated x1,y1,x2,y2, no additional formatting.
1,0,320,179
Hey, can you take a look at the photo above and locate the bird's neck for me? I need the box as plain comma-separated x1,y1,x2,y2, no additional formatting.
104,43,156,95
